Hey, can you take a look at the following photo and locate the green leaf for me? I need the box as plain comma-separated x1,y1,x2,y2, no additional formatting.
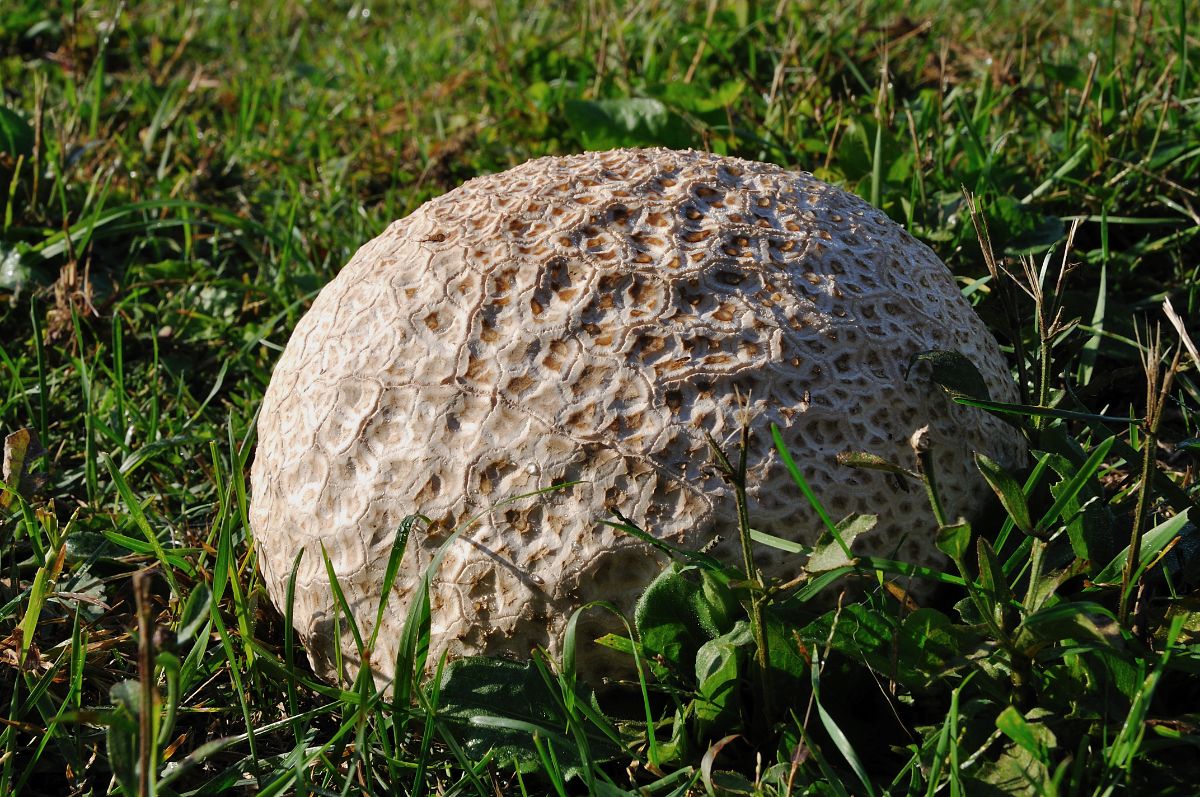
1057,491,1114,567
694,623,752,737
937,521,972,562
955,396,1134,425
2,428,37,509
107,680,141,797
761,614,811,691
104,454,183,597
175,584,212,648
748,528,808,554
974,453,1032,535
436,657,618,777
0,243,44,296
635,564,736,671
799,604,900,685
995,706,1054,757
657,79,746,114
562,98,693,150
908,350,993,402
836,450,918,480
967,740,1055,796
1041,450,1116,565
1014,601,1124,656
896,609,982,689
0,106,33,158
990,195,1065,255
976,537,1012,628
1093,507,1193,585
1034,436,1115,534
805,513,877,573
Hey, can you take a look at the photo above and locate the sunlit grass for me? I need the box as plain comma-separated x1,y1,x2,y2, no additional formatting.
1,0,1198,794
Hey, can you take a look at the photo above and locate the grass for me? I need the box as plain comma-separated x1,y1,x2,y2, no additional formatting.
1,0,1199,793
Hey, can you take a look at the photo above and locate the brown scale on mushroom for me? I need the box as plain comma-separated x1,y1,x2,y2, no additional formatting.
251,148,1025,686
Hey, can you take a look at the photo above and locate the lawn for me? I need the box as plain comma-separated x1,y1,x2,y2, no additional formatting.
1,0,1199,794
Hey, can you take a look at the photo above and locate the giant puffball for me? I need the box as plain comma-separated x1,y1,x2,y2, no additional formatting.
251,148,1025,685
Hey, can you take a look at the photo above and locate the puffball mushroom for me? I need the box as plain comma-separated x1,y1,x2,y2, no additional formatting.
251,148,1025,686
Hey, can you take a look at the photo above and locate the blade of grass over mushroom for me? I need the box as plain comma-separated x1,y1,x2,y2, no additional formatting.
600,515,728,571
319,542,370,683
908,349,992,401
748,528,808,554
769,423,842,547
282,550,304,743
370,515,417,649
954,396,1139,425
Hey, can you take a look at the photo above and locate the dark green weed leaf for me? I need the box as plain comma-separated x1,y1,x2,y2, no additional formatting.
0,107,33,158
694,622,752,737
1014,601,1124,657
1094,508,1194,586
437,657,617,777
106,680,141,797
657,79,746,114
175,584,211,648
799,604,896,683
1042,451,1116,565
967,738,1055,796
1024,560,1090,615
1154,599,1200,646
1058,649,1143,709
1035,436,1115,534
635,563,737,672
908,350,993,402
976,538,1013,629
897,609,983,689
975,453,1032,535
953,595,985,625
762,615,810,693
563,98,693,150
990,195,1065,255
1160,525,1200,590
937,521,973,562
1060,493,1115,567
704,769,757,795
836,450,919,480
806,513,877,573
0,243,46,296
995,706,1053,758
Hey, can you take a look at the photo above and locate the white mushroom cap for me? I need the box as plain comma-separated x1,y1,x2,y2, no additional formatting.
250,148,1025,685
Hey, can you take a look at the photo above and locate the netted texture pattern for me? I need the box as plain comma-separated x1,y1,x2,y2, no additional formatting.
251,148,1025,685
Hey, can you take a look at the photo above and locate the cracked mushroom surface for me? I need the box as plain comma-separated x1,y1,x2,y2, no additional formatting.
251,147,1025,685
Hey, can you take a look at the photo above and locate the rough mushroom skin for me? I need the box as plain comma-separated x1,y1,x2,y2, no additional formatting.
251,148,1025,685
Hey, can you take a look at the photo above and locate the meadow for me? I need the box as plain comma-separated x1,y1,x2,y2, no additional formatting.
1,0,1199,794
